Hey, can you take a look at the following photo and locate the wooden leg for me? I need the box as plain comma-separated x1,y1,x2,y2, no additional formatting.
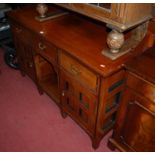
61,109,67,118
38,87,44,95
92,138,100,150
107,139,116,151
36,84,44,95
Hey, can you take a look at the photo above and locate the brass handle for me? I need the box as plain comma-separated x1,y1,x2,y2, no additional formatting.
70,64,81,75
38,42,46,50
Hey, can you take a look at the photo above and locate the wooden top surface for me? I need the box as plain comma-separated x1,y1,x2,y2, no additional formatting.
125,46,155,85
7,5,148,77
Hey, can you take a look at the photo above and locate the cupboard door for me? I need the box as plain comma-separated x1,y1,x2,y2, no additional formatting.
13,33,36,82
60,71,77,115
75,84,97,133
13,38,27,75
60,70,98,135
120,91,155,152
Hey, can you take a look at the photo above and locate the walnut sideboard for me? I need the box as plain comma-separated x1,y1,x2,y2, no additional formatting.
7,5,154,149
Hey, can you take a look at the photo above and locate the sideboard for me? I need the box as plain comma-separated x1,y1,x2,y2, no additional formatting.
108,46,155,151
7,5,154,149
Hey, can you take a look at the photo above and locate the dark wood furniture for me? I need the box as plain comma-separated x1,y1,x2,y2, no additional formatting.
7,5,154,149
57,3,152,32
108,47,155,151
57,4,152,57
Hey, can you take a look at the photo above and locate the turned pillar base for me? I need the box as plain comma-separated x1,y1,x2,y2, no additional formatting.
102,21,149,60
107,29,124,54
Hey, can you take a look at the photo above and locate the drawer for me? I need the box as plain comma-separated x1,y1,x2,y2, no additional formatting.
11,22,33,44
59,52,98,92
34,39,57,64
127,72,155,103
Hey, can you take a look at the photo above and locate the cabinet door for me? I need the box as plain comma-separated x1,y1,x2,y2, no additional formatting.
75,84,97,133
60,71,77,116
120,90,155,151
14,37,36,81
60,70,98,135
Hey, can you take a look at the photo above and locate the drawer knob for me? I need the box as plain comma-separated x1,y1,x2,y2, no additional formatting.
70,64,81,75
16,27,22,33
28,62,33,68
38,42,46,50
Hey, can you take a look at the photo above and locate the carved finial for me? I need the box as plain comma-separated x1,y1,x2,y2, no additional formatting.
36,3,48,18
107,30,124,54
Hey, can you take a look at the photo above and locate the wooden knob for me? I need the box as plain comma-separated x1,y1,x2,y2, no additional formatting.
38,42,46,50
16,27,22,33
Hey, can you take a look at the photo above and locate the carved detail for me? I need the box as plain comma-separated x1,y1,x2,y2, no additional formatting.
107,30,124,54
36,4,48,18
103,21,149,60
131,21,149,43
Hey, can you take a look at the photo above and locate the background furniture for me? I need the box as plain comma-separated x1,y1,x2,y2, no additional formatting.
7,4,154,149
108,46,155,151
57,4,152,57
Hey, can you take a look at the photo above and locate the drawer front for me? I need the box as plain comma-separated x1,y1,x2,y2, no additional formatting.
127,72,155,103
11,22,33,44
59,52,98,92
34,39,57,64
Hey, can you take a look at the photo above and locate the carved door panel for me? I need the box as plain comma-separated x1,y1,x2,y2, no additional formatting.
120,91,155,151
75,84,97,133
60,71,77,116
13,34,36,81
60,70,98,134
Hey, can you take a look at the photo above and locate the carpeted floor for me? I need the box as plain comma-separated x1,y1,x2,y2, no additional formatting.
0,49,112,152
